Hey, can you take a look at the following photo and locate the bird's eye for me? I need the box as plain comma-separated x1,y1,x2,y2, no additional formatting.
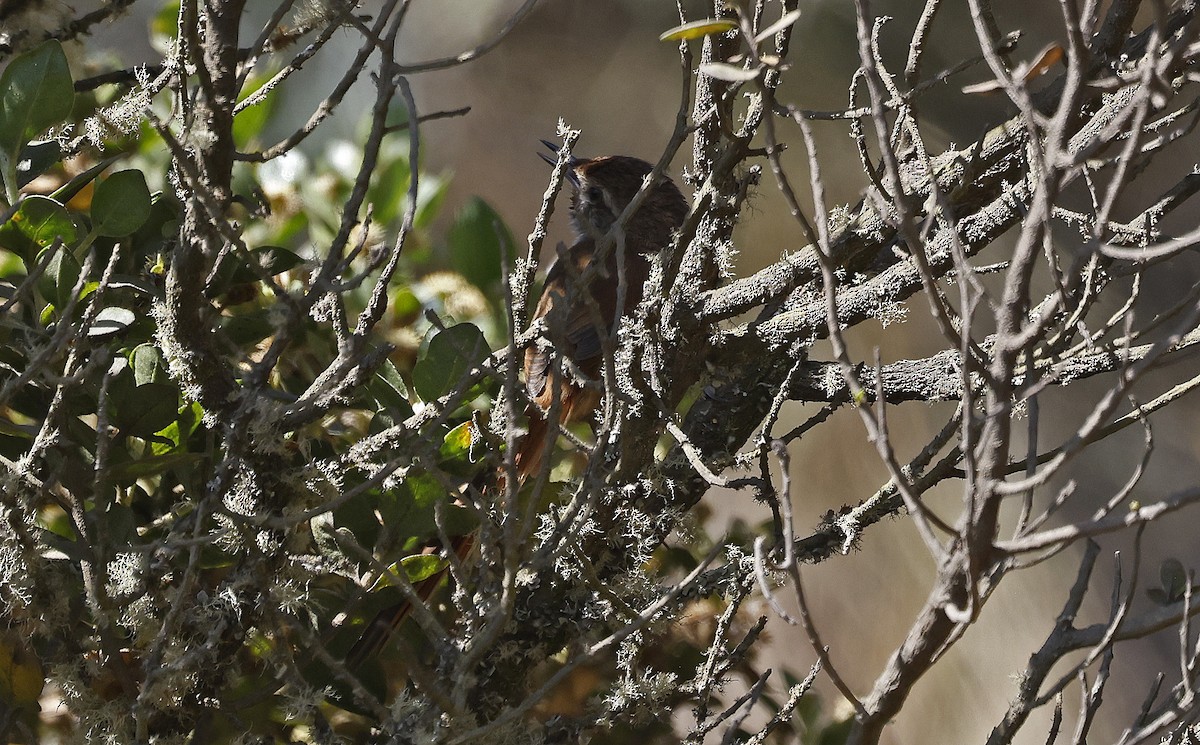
584,186,604,204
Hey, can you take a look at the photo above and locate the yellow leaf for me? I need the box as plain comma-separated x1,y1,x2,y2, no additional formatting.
659,19,738,42
0,635,44,708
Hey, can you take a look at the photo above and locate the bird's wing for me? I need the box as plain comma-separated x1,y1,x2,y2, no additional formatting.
524,239,612,402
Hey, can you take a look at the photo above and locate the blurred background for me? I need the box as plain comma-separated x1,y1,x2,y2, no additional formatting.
35,0,1200,741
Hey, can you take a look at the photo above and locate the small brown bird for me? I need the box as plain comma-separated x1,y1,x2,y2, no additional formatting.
519,144,689,476
344,144,688,668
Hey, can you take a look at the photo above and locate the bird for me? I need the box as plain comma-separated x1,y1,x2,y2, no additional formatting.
519,143,690,476
343,143,689,669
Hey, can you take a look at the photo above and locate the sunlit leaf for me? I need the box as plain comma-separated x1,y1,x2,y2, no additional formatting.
1,196,78,261
371,554,448,589
367,358,414,420
699,62,761,82
150,401,203,455
659,19,738,42
753,9,801,43
16,139,62,187
439,420,475,462
233,73,281,149
88,306,136,338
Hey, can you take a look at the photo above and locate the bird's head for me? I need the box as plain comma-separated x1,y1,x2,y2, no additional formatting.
540,142,688,250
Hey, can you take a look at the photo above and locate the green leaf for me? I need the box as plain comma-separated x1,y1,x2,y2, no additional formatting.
447,197,513,289
659,19,738,41
1,196,78,261
411,322,489,402
439,421,475,462
391,285,420,321
110,382,179,438
128,193,179,259
1147,588,1172,606
108,450,200,482
0,41,73,158
16,140,62,187
207,245,305,295
36,243,81,309
150,2,182,54
366,155,411,226
0,416,35,440
372,554,448,589
376,471,444,536
367,471,477,550
48,155,121,206
414,174,450,229
332,488,383,551
816,714,856,745
232,74,281,149
0,634,45,708
98,503,137,546
91,170,151,237
438,420,487,478
129,344,166,386
366,359,414,420
1160,558,1188,603
367,410,399,436
150,401,203,455
87,307,136,338
222,307,276,346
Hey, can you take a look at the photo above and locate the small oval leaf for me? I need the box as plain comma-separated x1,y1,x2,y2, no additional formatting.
1160,558,1188,603
209,245,306,294
366,359,414,420
110,381,179,437
412,322,489,402
699,62,762,82
0,635,44,707
753,9,802,43
440,421,475,462
91,170,151,237
40,245,82,309
129,343,166,386
16,139,62,187
88,306,136,338
0,41,74,157
659,19,738,42
1,196,78,261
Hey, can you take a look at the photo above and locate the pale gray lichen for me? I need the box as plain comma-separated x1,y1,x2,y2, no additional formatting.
599,668,679,728
105,551,146,599
0,504,35,611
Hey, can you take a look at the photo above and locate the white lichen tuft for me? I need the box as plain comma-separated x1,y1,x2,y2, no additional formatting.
0,504,35,611
600,668,679,728
106,551,146,599
81,84,152,147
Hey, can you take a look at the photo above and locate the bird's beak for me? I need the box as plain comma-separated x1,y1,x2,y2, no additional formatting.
538,139,581,186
